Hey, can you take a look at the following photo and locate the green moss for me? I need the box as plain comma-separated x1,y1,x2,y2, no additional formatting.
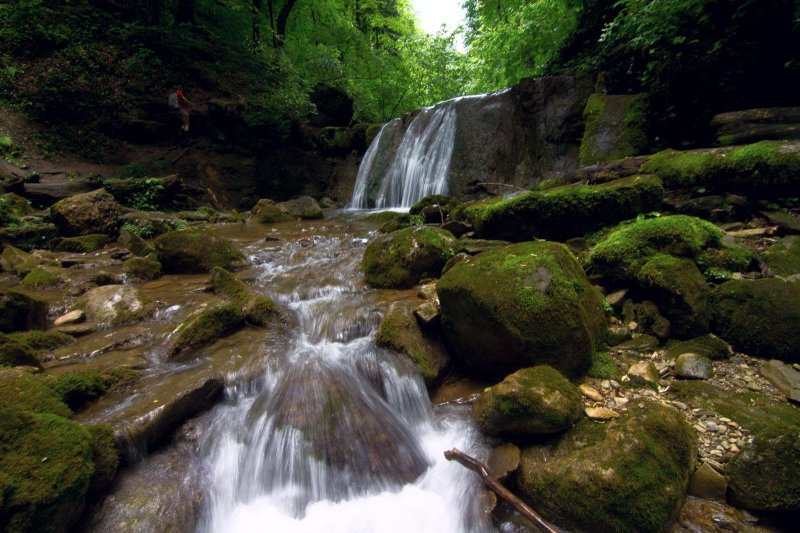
0,368,70,417
117,228,155,257
408,194,460,216
377,213,424,233
588,215,722,282
362,226,459,288
762,236,800,276
0,290,48,333
250,199,294,223
664,334,731,361
49,372,106,412
170,303,245,357
6,331,73,353
579,93,648,166
459,175,664,242
123,256,162,280
209,267,283,326
0,337,40,368
86,424,119,495
0,408,93,532
0,193,33,225
588,351,622,379
640,141,800,194
696,245,757,281
21,267,63,289
53,234,110,253
1,245,41,277
154,229,244,274
364,211,400,223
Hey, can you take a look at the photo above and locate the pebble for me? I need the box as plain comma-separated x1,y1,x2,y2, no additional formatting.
705,421,720,432
585,406,620,420
579,384,604,402
614,397,629,407
694,424,707,434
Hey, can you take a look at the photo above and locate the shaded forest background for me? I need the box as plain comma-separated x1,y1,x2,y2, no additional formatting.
1,0,799,158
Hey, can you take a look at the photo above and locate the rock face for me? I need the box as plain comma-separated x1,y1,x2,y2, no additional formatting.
728,427,800,511
49,189,122,236
375,302,449,386
517,401,696,533
578,93,648,166
0,289,47,333
154,229,245,274
361,226,459,289
438,241,607,378
710,278,800,363
472,365,582,436
458,174,664,242
77,285,154,325
711,107,800,145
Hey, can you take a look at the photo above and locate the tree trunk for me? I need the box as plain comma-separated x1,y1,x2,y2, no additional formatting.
275,0,299,47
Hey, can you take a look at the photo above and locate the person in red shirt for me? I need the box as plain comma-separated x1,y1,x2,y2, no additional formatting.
174,85,193,133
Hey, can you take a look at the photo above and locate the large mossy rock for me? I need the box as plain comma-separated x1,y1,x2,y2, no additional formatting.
362,226,459,289
54,234,110,253
0,369,71,417
154,229,244,274
250,199,294,223
375,302,449,386
168,303,245,358
209,267,284,326
640,140,800,196
77,285,154,325
762,235,800,277
123,256,162,281
49,189,122,237
278,196,324,220
636,255,710,338
0,289,47,333
472,365,582,436
588,215,722,282
1,245,44,277
438,241,607,378
517,401,696,533
458,175,663,242
578,93,648,167
0,336,41,368
709,278,800,362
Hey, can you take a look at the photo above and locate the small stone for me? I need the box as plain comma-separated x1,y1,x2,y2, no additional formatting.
487,443,521,481
413,301,440,328
705,421,720,432
417,283,438,300
614,397,629,407
585,406,620,420
627,361,660,386
579,384,604,402
720,417,732,423
600,380,611,390
628,321,638,331
53,309,85,326
710,449,724,457
671,401,688,410
730,444,740,454
746,382,761,392
694,424,708,433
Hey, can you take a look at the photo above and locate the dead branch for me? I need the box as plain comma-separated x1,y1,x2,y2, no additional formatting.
444,448,558,533
206,187,225,211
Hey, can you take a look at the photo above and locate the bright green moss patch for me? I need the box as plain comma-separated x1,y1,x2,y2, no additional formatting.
154,229,245,274
588,351,622,379
21,267,63,290
123,256,162,280
459,175,664,242
86,424,119,495
6,331,73,353
209,267,283,326
377,213,424,233
0,368,71,417
588,214,722,282
579,93,648,166
54,234,110,253
696,245,757,281
169,303,245,358
364,211,400,223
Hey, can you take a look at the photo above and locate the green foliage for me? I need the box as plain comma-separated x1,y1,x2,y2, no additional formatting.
129,177,166,211
588,351,621,379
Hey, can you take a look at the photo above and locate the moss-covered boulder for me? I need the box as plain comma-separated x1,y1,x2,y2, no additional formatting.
695,244,758,282
0,289,47,333
119,211,186,239
154,228,245,274
0,337,40,368
636,255,710,338
588,215,722,282
709,278,800,362
762,235,800,276
362,226,459,288
117,228,155,257
49,188,122,237
640,141,800,195
438,241,607,378
578,93,648,166
123,256,162,281
209,267,284,326
377,213,424,233
0,368,71,418
251,199,294,223
5,331,73,354
21,267,65,290
168,303,245,358
0,223,59,252
53,234,110,253
0,193,33,225
517,401,696,533
279,196,324,220
375,302,449,386
86,424,119,496
458,175,663,242
77,285,154,325
665,334,732,361
1,245,42,277
472,365,582,436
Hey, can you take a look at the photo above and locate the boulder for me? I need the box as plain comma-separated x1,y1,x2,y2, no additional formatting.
123,256,162,281
118,211,185,239
674,353,713,380
77,285,154,325
376,213,423,234
762,235,800,276
375,302,449,386
168,303,245,358
54,234,110,253
458,174,664,242
117,229,155,257
49,189,122,236
517,401,696,533
711,107,800,145
621,300,670,340
695,244,758,282
154,229,244,274
636,255,709,338
472,365,583,436
759,360,800,402
0,222,59,251
0,368,71,416
279,196,324,220
0,289,48,333
710,278,800,362
362,226,459,289
250,199,293,223
0,336,41,368
209,267,284,326
1,245,43,277
22,266,65,289
438,241,607,378
578,93,649,166
664,334,732,361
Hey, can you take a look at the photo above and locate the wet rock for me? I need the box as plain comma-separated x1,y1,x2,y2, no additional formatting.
487,442,521,481
578,93,648,166
54,309,85,327
627,361,660,386
675,353,713,380
579,383,604,402
279,196,324,220
117,228,155,257
376,213,423,234
168,303,245,358
606,325,631,346
584,406,619,420
665,334,732,361
209,267,284,327
21,266,66,289
762,235,800,276
54,234,110,253
688,462,727,503
362,226,459,289
251,198,294,223
472,365,583,436
760,360,800,402
155,228,245,274
710,278,800,363
49,188,122,236
605,288,628,310
123,256,162,281
77,285,154,325
413,300,440,329
376,302,449,387
0,289,47,333
440,220,472,238
728,427,800,511
518,401,696,533
1,244,44,277
0,222,59,252
438,241,607,379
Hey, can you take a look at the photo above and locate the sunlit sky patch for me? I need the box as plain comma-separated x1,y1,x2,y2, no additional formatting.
410,0,466,36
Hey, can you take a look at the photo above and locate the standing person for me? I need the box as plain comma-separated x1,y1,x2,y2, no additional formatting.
169,85,193,134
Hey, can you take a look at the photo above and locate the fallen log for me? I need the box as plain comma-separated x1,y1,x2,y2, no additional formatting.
444,448,557,533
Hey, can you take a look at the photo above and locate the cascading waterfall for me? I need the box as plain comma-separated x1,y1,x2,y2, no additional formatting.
194,226,492,533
